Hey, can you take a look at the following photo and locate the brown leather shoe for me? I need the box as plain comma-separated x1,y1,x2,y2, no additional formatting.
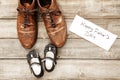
37,0,67,47
17,0,38,49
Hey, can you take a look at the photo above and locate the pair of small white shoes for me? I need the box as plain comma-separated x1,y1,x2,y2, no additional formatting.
27,44,57,77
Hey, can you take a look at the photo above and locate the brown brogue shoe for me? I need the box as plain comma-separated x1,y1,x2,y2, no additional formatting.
17,0,38,49
37,0,67,47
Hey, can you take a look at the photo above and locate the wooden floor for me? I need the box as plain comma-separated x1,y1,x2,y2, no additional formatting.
0,0,120,80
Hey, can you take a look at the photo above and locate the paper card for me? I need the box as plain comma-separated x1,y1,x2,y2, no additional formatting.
69,15,117,51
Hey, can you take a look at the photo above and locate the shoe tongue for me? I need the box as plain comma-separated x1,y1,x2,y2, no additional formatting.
24,3,31,8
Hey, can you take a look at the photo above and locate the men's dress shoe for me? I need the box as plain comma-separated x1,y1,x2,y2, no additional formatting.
37,0,67,47
17,0,37,49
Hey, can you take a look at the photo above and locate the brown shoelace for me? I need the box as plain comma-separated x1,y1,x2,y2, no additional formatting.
17,8,38,28
41,9,61,28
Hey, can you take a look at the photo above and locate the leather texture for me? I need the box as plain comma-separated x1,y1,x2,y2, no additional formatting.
44,43,57,72
37,0,67,47
17,0,37,49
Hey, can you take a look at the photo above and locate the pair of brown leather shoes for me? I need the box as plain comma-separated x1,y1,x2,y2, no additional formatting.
17,0,67,49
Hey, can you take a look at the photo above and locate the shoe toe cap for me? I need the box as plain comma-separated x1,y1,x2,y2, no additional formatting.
18,34,37,49
49,26,67,47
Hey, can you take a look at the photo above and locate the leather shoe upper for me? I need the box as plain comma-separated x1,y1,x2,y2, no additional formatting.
17,0,37,49
37,0,67,47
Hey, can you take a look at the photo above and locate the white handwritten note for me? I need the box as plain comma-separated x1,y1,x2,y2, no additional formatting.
69,15,117,51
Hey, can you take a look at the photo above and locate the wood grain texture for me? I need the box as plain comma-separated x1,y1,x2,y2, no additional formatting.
0,60,120,80
0,0,120,19
0,39,119,59
0,0,120,79
0,19,119,39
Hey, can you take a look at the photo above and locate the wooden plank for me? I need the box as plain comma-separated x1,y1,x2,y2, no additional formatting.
0,0,120,19
0,39,119,59
0,59,120,80
0,19,119,39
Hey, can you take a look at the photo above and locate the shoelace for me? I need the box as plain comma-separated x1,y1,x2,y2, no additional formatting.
41,9,61,28
17,8,38,28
